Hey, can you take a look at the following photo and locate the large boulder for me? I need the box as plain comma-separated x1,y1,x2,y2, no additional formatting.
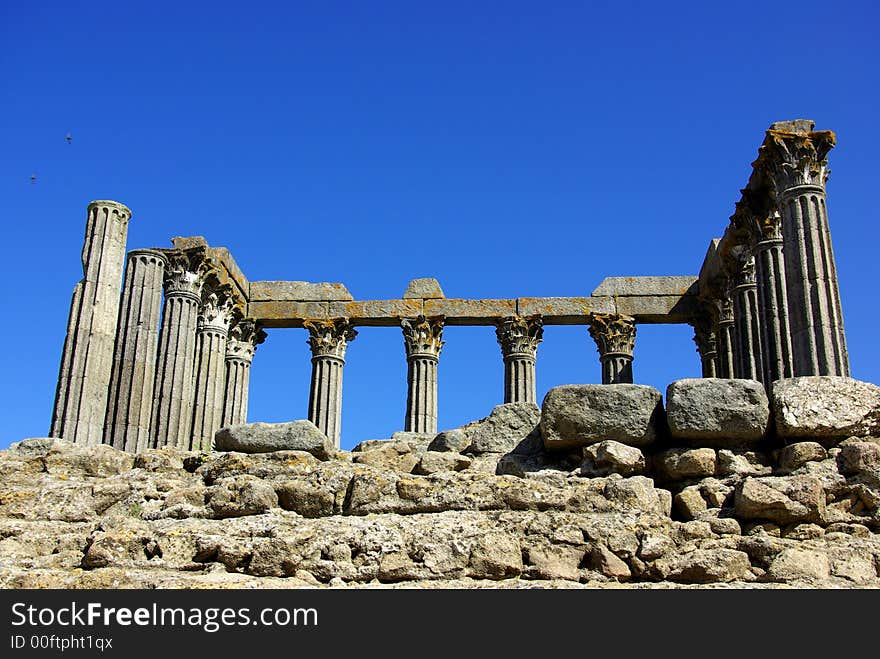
666,379,769,447
540,384,664,450
465,403,541,454
214,421,334,460
771,377,880,442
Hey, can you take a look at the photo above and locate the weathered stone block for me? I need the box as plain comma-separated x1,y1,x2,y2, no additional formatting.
468,532,522,580
654,448,717,481
428,428,471,453
581,441,646,477
836,442,880,476
515,297,614,323
403,278,445,300
423,298,516,322
771,377,880,441
247,301,330,325
249,281,353,302
658,548,751,583
328,299,424,324
414,452,472,475
666,379,769,446
591,276,697,297
734,476,826,525
466,403,541,454
214,421,334,460
540,384,664,450
777,442,827,473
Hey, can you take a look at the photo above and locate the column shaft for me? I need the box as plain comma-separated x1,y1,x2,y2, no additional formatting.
191,328,230,452
496,316,543,404
104,250,166,453
733,263,764,381
221,320,265,428
402,315,444,434
503,356,537,403
305,319,355,448
755,236,794,382
51,201,132,445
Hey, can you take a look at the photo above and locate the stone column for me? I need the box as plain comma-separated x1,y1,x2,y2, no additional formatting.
190,287,237,452
305,318,357,448
714,297,735,379
150,251,205,449
753,211,794,382
51,200,132,445
732,256,764,381
401,315,445,433
103,249,167,453
691,315,717,378
588,314,636,384
760,124,849,376
222,320,266,428
495,316,543,404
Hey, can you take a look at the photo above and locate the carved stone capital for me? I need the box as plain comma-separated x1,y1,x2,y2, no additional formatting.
733,255,757,289
691,315,717,358
758,127,835,195
496,316,543,359
755,210,783,244
715,297,734,326
198,286,237,335
163,249,208,299
401,315,445,358
226,319,267,363
588,314,636,358
304,318,357,360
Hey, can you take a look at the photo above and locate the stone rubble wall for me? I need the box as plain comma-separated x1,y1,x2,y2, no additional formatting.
4,376,879,589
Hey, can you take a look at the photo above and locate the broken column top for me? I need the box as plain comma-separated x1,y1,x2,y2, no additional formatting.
768,119,815,134
403,278,445,300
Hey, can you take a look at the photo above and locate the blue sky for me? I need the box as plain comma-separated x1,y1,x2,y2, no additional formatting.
1,1,878,450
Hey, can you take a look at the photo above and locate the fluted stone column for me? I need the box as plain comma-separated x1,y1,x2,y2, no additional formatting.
150,251,204,449
305,319,357,448
732,257,764,381
588,314,636,384
715,297,735,379
402,315,444,433
51,200,132,445
222,320,266,428
190,288,237,452
103,249,167,453
761,124,849,376
691,316,718,378
495,316,543,404
753,211,794,382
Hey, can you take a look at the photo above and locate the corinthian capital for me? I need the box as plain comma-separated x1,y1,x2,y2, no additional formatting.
163,249,208,298
226,319,267,363
304,318,357,359
198,285,237,335
401,315,445,358
691,315,717,358
758,126,835,193
588,314,636,358
496,316,543,358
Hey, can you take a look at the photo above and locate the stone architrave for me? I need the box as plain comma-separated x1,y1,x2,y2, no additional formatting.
222,320,266,428
401,315,445,433
691,314,717,378
51,201,132,446
732,256,764,381
495,316,543,404
752,210,795,382
304,318,357,448
714,296,735,379
103,249,167,453
150,249,206,449
760,125,849,376
190,285,238,452
588,314,636,384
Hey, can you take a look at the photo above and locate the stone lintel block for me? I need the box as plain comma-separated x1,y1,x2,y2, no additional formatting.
424,298,516,323
615,294,700,323
329,299,424,326
515,297,614,323
205,247,250,302
591,276,698,297
250,280,354,302
171,236,208,250
247,301,331,327
403,278,445,299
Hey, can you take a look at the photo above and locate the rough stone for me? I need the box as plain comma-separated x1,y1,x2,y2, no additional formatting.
836,442,880,476
659,549,752,583
717,450,772,477
428,428,471,453
654,448,717,481
589,545,631,581
777,442,828,473
734,476,826,525
540,384,664,450
414,452,472,475
765,548,831,583
468,532,522,580
465,403,541,454
581,441,646,477
772,377,880,441
215,421,333,460
666,379,769,446
674,486,708,520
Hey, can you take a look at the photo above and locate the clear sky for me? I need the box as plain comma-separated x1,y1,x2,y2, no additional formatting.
1,1,878,450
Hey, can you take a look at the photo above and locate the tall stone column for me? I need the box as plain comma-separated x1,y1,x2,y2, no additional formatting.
753,211,794,382
103,249,167,453
150,251,205,449
760,124,849,376
305,318,357,448
691,315,717,378
495,316,543,404
588,314,636,384
402,315,445,433
732,257,764,382
222,320,266,428
714,297,735,379
190,287,237,452
51,200,132,445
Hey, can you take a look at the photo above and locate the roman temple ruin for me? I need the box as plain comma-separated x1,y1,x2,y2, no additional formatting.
49,120,850,451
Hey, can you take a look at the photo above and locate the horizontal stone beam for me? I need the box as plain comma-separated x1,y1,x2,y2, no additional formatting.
250,280,354,302
591,276,698,298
